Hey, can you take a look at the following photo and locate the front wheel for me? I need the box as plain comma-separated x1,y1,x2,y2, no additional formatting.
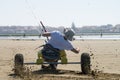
81,53,91,74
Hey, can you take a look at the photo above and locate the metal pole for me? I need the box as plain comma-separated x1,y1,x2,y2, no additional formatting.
24,62,81,65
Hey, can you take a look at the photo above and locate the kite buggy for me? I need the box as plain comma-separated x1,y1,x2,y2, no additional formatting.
13,21,91,75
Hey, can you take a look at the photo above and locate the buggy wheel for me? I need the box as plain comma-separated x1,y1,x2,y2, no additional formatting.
14,53,24,75
81,53,91,74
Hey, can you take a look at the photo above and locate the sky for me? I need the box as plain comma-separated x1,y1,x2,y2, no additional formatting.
0,0,120,27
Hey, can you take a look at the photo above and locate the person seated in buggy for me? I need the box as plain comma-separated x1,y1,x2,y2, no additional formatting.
36,28,80,70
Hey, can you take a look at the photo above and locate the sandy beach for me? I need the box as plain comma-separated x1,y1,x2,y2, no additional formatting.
0,39,120,80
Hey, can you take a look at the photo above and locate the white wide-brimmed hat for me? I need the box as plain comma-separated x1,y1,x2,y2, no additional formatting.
64,28,75,41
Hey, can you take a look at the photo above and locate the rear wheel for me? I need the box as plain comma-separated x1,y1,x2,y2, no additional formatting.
81,53,91,74
14,53,24,75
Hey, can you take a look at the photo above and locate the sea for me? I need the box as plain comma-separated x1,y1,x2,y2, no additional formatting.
0,35,120,40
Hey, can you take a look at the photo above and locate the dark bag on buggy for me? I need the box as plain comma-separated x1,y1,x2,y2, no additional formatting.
41,44,60,61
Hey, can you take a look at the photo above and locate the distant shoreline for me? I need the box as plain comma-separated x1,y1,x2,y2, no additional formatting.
0,35,120,40
1,32,120,36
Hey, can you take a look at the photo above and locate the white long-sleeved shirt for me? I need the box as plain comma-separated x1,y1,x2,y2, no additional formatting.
47,31,74,50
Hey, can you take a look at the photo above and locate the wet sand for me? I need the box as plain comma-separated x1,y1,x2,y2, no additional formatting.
0,39,120,80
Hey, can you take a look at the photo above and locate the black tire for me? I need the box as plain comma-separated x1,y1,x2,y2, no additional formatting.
14,53,24,75
81,53,91,74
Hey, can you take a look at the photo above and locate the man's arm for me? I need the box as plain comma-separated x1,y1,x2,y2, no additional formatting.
71,48,80,53
42,32,51,37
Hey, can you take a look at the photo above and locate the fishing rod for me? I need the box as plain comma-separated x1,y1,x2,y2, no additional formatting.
34,21,49,50
25,0,49,49
40,21,47,32
25,0,49,37
40,21,49,40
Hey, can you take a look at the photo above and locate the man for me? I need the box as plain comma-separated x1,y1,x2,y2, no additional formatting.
36,28,80,69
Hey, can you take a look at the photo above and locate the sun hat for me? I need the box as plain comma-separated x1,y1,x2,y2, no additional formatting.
64,28,75,41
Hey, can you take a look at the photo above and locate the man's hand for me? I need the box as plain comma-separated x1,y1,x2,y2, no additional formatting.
76,47,80,52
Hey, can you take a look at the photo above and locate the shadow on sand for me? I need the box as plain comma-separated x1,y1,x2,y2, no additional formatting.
32,69,82,75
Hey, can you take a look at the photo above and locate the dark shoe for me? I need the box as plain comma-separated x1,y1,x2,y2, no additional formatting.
41,65,51,70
